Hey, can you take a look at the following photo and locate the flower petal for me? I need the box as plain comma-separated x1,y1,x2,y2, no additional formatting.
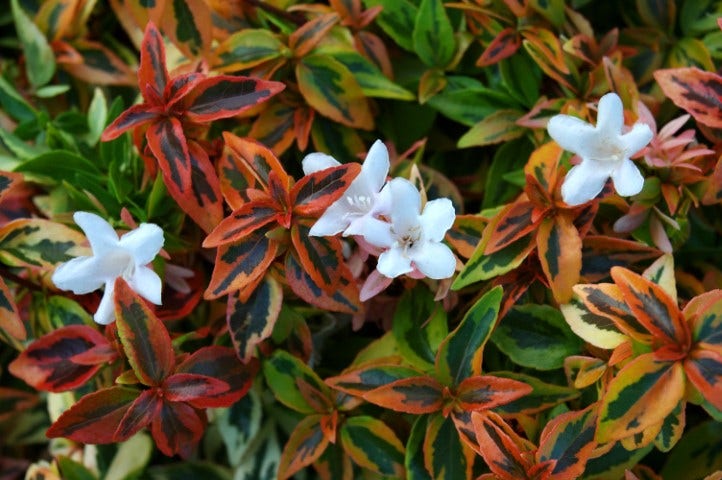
357,217,394,248
547,115,597,155
74,211,119,256
419,198,455,242
621,122,653,157
388,178,421,234
561,160,612,206
611,159,645,197
302,152,340,175
596,92,624,135
309,202,352,237
128,267,163,305
362,140,390,193
52,256,104,294
95,282,116,325
119,223,164,265
410,242,456,279
376,247,413,278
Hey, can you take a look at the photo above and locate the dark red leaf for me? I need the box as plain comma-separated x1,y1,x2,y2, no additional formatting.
115,388,162,441
101,104,161,141
291,222,345,294
0,387,37,422
182,75,285,123
175,346,257,407
150,401,205,458
145,117,193,196
164,72,204,108
46,387,140,443
477,27,521,67
9,325,109,392
162,373,230,405
114,278,175,386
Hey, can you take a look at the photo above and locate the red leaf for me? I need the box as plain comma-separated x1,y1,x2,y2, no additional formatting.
204,230,279,300
456,375,533,412
484,202,538,254
362,376,444,414
115,388,162,441
114,278,175,386
536,405,598,480
472,411,535,480
162,373,230,405
182,75,285,123
164,72,204,109
203,200,280,248
278,415,330,479
654,68,722,129
477,27,521,67
291,222,345,294
175,346,257,407
221,133,290,196
150,401,205,458
145,117,193,196
101,104,161,141
0,276,26,342
47,387,140,443
138,22,170,101
0,387,37,422
9,325,108,392
160,140,224,233
292,163,361,217
684,349,722,411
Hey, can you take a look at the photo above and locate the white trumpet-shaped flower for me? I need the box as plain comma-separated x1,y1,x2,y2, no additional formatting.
547,92,653,206
52,212,164,325
303,140,390,237
362,178,456,279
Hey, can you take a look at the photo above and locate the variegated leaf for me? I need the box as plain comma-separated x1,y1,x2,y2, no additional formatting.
339,416,405,477
115,388,162,441
476,27,521,67
289,13,340,58
285,252,361,314
0,218,87,268
278,415,329,479
362,376,444,414
213,29,285,72
455,375,532,412
203,200,279,248
472,411,534,480
161,0,212,59
684,349,722,411
263,350,330,414
291,222,345,294
492,371,580,415
292,163,361,217
221,132,290,195
654,68,722,129
537,214,582,304
423,413,475,480
145,117,193,196
0,276,26,343
150,401,205,458
137,21,169,101
484,202,537,255
536,405,598,480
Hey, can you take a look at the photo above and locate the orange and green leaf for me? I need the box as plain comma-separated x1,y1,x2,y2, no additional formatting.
654,68,722,129
537,214,582,304
278,415,330,480
339,416,405,477
362,376,444,414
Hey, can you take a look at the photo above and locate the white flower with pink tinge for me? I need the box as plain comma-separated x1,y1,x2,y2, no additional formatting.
547,92,653,206
52,212,164,325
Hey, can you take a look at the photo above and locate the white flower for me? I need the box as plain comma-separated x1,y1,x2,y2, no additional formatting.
303,139,390,237
52,212,164,325
362,178,456,279
547,92,653,206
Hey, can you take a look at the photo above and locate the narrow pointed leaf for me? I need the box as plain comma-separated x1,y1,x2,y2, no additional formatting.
654,400,685,452
0,218,87,268
278,415,329,479
537,215,582,304
435,286,503,387
183,76,285,123
581,236,659,282
203,201,279,247
688,291,722,347
363,376,444,414
458,109,526,148
114,278,175,386
477,28,521,67
449,409,480,454
137,22,169,100
291,222,345,294
9,325,108,391
560,294,627,350
684,349,722,411
227,276,283,363
292,163,361,217
289,13,340,57
536,406,598,480
597,354,685,443
339,416,405,477
332,51,415,100
61,40,136,86
213,28,285,72
296,54,373,130
161,0,212,59
145,117,192,195
392,285,448,370
11,0,55,88
326,364,423,397
456,375,532,411
248,102,297,156
406,415,433,480
0,387,37,422
654,67,722,128
101,104,161,141
115,388,162,441
492,372,580,415
175,140,223,234
412,0,455,68
175,345,257,407
484,202,536,254
162,373,230,404
446,214,486,259
46,386,140,443
221,133,290,197
205,230,278,299
151,401,205,458
472,411,534,480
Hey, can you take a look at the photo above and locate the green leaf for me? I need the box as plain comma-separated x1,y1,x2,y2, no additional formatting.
213,28,285,71
339,416,405,476
412,0,455,68
0,218,86,268
47,295,94,328
331,51,415,100
423,413,471,480
364,0,418,52
105,433,154,480
0,128,44,160
583,440,653,480
87,88,108,146
217,389,263,466
435,286,502,386
35,84,70,98
146,462,232,480
499,52,542,107
482,137,532,209
458,109,525,148
491,304,583,370
0,75,38,122
57,456,98,480
426,76,517,127
263,350,329,414
11,0,56,88
393,285,448,371
660,420,722,479
406,415,433,480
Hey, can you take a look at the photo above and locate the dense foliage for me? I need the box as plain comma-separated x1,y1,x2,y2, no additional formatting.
2,0,722,479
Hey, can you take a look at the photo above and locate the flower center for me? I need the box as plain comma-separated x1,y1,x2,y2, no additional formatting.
396,226,421,254
345,194,373,213
104,249,136,280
